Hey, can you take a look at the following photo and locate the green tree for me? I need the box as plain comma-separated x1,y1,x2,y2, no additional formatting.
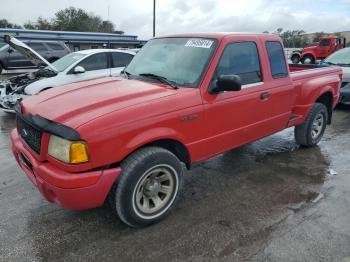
270,28,308,48
99,20,115,33
312,32,325,42
0,18,22,29
2,7,125,34
51,7,123,34
24,17,52,30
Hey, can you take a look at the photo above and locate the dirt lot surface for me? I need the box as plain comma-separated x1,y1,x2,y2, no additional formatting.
1,73,350,261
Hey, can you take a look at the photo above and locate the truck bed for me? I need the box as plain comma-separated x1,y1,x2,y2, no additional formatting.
289,63,342,82
289,63,331,72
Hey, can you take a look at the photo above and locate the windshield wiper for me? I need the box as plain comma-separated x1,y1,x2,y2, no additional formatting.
323,61,336,65
337,63,350,67
139,73,178,89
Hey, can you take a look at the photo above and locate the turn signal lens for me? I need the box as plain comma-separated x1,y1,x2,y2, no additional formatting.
70,142,89,164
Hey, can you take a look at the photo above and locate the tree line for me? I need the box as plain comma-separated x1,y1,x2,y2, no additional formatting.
0,7,124,34
263,28,349,48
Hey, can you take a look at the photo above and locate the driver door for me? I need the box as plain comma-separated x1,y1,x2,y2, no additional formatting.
201,39,292,157
65,53,110,84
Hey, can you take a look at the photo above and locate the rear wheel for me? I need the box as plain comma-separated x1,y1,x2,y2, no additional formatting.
291,54,300,64
110,147,183,228
301,55,315,64
294,103,328,147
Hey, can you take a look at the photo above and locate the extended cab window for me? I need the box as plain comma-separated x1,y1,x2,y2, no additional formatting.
214,42,262,86
265,41,288,78
112,52,134,67
77,53,108,71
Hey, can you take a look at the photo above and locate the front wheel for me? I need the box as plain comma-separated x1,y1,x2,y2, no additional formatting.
294,103,328,147
110,147,183,227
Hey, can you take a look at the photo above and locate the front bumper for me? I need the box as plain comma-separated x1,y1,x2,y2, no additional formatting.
11,129,121,210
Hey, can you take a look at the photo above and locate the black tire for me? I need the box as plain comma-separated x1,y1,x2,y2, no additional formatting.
301,54,315,64
291,54,300,64
110,146,183,228
0,63,3,75
294,103,328,147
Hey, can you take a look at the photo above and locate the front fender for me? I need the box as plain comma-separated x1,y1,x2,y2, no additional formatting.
125,127,187,152
24,76,59,94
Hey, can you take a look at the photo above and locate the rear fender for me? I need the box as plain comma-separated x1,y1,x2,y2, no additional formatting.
290,75,339,126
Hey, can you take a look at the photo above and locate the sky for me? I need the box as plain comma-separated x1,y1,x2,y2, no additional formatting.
1,0,350,40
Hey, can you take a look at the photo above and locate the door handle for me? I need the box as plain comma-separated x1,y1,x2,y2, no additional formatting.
260,92,270,100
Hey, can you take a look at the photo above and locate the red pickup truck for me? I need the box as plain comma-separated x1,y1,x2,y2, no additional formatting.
291,35,347,64
11,33,342,227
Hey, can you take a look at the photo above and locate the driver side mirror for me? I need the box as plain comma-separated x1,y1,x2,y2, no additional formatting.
73,66,85,74
209,74,242,94
7,48,14,54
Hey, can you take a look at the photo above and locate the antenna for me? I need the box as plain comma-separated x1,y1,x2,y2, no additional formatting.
153,0,156,37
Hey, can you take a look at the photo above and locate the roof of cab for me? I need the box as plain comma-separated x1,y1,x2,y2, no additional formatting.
154,32,282,41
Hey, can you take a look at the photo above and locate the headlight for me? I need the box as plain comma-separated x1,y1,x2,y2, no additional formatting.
48,135,89,164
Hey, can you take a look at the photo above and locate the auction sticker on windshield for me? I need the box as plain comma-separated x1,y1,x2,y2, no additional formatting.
185,39,214,48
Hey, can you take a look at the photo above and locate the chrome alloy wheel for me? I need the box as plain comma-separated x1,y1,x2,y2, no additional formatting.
132,164,178,219
311,113,325,139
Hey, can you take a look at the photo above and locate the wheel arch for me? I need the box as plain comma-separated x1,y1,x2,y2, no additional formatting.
315,91,333,124
301,52,316,61
120,138,191,170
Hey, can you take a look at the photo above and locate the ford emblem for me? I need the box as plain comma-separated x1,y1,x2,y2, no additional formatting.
22,129,28,137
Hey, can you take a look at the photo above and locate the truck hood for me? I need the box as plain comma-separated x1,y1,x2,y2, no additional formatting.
21,77,177,128
4,35,58,72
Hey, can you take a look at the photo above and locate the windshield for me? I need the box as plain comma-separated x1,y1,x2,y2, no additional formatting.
324,48,350,65
51,53,86,72
125,37,217,87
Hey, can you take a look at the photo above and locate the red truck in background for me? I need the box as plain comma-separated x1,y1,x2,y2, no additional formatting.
291,35,347,64
11,33,342,227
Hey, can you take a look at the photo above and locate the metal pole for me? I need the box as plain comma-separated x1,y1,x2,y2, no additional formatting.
153,0,156,37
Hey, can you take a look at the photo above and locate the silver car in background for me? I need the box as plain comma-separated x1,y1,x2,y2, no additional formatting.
0,35,136,112
322,47,350,105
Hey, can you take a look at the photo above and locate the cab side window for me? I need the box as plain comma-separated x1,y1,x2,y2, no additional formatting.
112,52,134,67
214,42,262,86
77,53,108,71
265,41,288,78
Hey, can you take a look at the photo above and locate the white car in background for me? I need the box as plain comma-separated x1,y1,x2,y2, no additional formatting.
0,35,135,112
322,47,350,105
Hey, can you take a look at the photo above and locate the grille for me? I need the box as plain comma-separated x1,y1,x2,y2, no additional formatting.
341,82,349,88
17,117,42,154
